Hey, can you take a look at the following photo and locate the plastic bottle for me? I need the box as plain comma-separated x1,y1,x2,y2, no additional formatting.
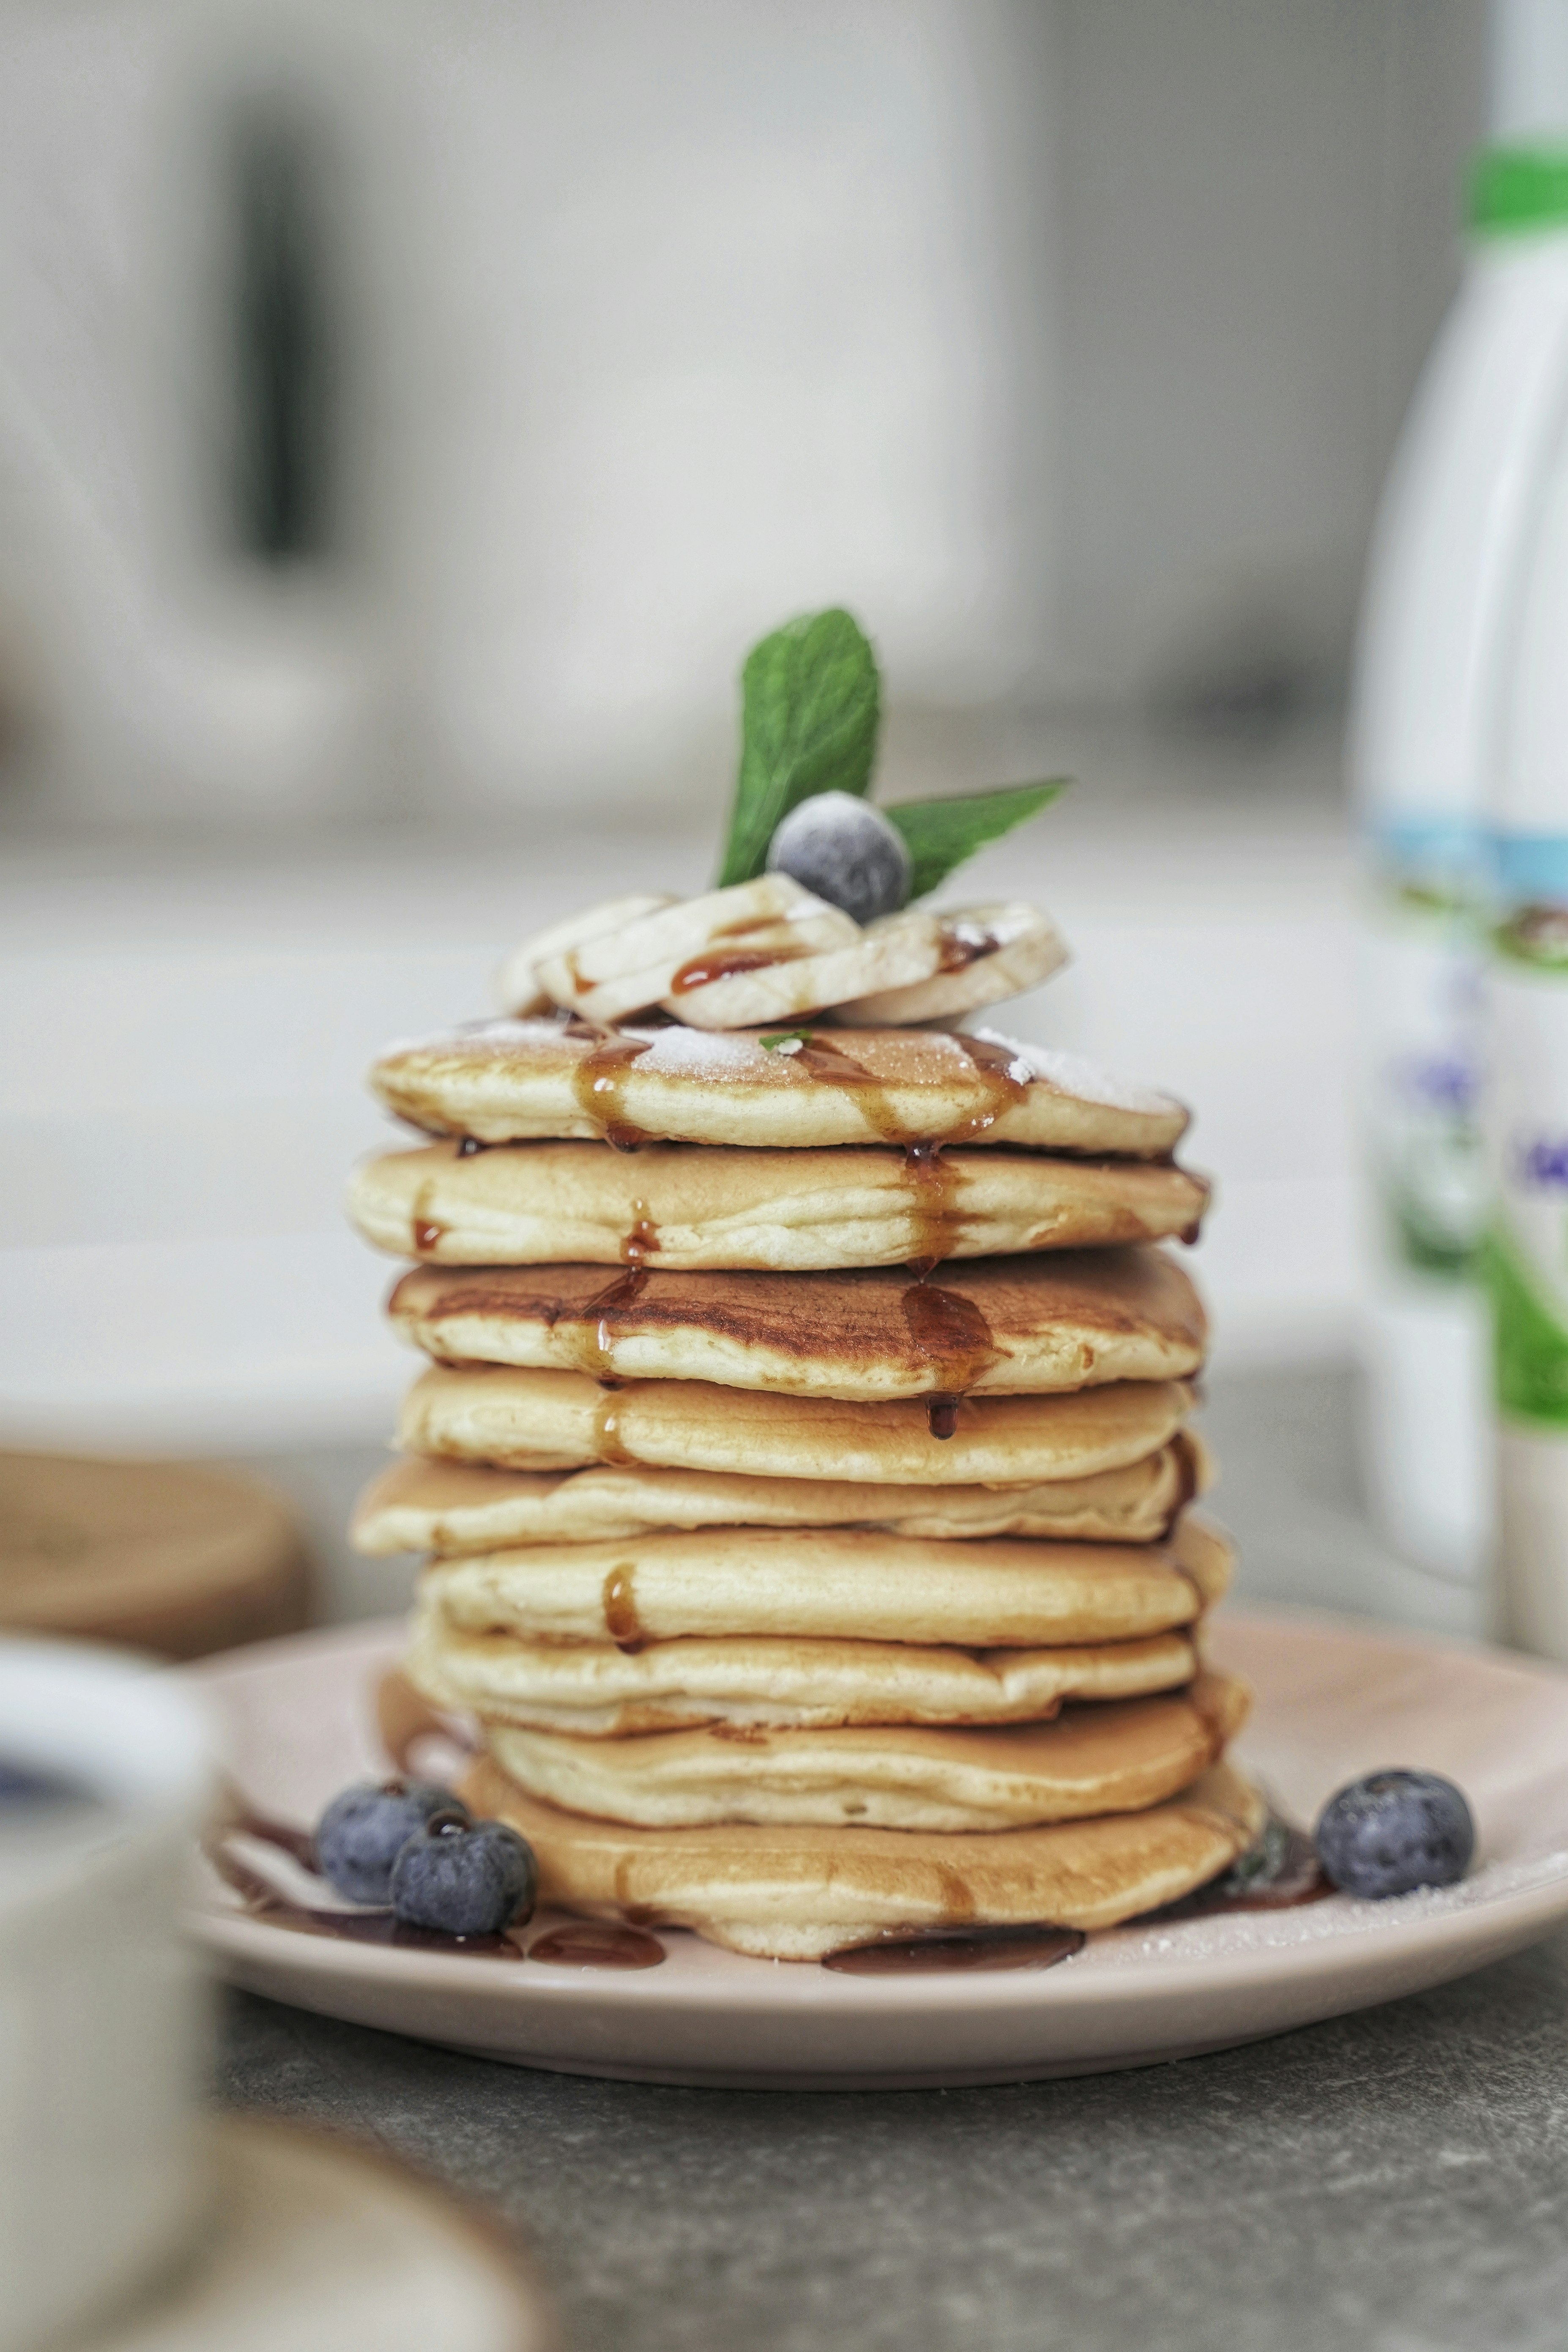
1487,202,1568,1658
1351,51,1568,1609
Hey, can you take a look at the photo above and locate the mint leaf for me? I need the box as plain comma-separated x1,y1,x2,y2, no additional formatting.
717,609,881,885
758,1028,815,1052
884,780,1068,900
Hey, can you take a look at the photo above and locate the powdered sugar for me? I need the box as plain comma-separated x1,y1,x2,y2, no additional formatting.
1075,1842,1568,1973
972,1027,1179,1115
631,1026,776,1076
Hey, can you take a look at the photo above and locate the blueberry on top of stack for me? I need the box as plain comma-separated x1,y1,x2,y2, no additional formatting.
349,610,1262,1960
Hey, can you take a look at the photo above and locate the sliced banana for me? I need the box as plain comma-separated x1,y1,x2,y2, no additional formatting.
536,876,825,1000
664,907,952,1031
494,893,677,1017
537,877,857,1025
840,903,1069,1025
566,907,862,1025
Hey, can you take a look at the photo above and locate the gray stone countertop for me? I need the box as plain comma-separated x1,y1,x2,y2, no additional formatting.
216,1367,1558,2349
220,1932,1568,2352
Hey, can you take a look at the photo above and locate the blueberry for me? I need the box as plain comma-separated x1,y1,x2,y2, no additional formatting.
315,1780,462,1905
1315,1769,1474,1900
390,1813,538,1938
766,792,912,925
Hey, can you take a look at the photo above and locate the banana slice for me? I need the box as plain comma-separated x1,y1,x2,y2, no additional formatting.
538,877,857,1025
840,903,1069,1025
664,907,952,1030
494,893,677,1017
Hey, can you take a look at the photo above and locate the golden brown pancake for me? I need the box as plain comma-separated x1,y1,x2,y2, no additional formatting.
370,1019,1188,1157
388,1247,1205,1400
398,1365,1194,1485
459,1753,1267,1957
419,1511,1231,1650
351,1437,1210,1555
350,1138,1208,1274
406,1603,1201,1736
478,1675,1248,1832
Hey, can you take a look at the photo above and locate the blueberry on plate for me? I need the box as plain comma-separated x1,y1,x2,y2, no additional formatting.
315,1780,463,1905
1315,1769,1474,1900
766,792,912,926
390,1813,539,1938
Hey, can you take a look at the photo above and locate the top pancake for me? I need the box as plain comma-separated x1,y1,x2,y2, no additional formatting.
387,1246,1205,1401
369,1019,1188,1157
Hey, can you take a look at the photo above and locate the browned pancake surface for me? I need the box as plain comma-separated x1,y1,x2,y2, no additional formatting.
389,1246,1205,1400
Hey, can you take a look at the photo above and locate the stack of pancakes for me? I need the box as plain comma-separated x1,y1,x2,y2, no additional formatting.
348,1016,1262,1958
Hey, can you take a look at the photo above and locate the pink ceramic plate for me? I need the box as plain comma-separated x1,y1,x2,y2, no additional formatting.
187,1611,1568,2089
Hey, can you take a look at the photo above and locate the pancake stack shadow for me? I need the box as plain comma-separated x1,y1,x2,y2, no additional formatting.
348,1018,1263,1960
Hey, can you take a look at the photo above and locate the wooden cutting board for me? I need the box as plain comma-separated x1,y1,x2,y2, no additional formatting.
0,1451,312,1659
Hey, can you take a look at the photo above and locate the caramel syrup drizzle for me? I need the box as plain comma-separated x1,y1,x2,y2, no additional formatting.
565,1019,654,1151
670,944,803,993
900,1271,1000,1441
601,1562,646,1651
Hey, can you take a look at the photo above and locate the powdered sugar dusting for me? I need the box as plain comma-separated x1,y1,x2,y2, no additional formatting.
634,1026,775,1076
376,1016,566,1061
1077,1842,1568,1973
972,1028,1178,1116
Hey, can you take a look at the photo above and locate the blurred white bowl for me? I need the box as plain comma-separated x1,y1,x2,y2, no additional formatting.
0,1640,214,2352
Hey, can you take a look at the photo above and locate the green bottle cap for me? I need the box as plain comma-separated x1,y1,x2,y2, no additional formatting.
1469,144,1568,238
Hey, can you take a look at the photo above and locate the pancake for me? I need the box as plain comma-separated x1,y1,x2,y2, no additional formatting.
479,1675,1251,1834
388,1247,1206,1400
351,1437,1210,1556
476,1674,1248,1831
458,1753,1267,1957
405,1608,1199,1734
369,1019,1188,1157
398,1365,1194,1485
349,1139,1209,1273
419,1512,1232,1650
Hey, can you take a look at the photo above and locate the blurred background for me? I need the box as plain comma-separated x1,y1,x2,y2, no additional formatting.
0,0,1494,1633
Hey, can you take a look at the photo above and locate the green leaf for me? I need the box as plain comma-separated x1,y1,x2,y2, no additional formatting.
717,609,881,885
884,780,1069,900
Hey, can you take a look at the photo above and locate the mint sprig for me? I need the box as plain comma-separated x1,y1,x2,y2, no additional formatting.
717,610,879,886
884,781,1068,900
716,606,1067,898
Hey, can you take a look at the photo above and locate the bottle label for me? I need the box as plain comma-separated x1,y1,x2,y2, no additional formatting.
1363,825,1484,1282
1489,886,1568,1425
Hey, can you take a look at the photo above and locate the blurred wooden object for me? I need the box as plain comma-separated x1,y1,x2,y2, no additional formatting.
0,1451,312,1658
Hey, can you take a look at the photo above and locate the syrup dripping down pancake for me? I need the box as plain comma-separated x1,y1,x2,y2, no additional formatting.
388,1246,1205,1400
370,1020,1188,1157
349,1139,1208,1274
457,1754,1267,1959
473,1673,1249,1831
397,1366,1195,1486
417,1513,1231,1651
351,1436,1210,1557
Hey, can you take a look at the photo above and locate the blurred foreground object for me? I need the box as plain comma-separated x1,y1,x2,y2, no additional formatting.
1487,165,1568,1661
0,1453,311,1658
1349,0,1568,1614
0,1639,213,2352
83,2115,553,2352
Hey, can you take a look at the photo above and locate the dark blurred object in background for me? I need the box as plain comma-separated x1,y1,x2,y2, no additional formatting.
227,99,342,570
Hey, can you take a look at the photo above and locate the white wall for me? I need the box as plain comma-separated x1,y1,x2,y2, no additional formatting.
0,0,1480,830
